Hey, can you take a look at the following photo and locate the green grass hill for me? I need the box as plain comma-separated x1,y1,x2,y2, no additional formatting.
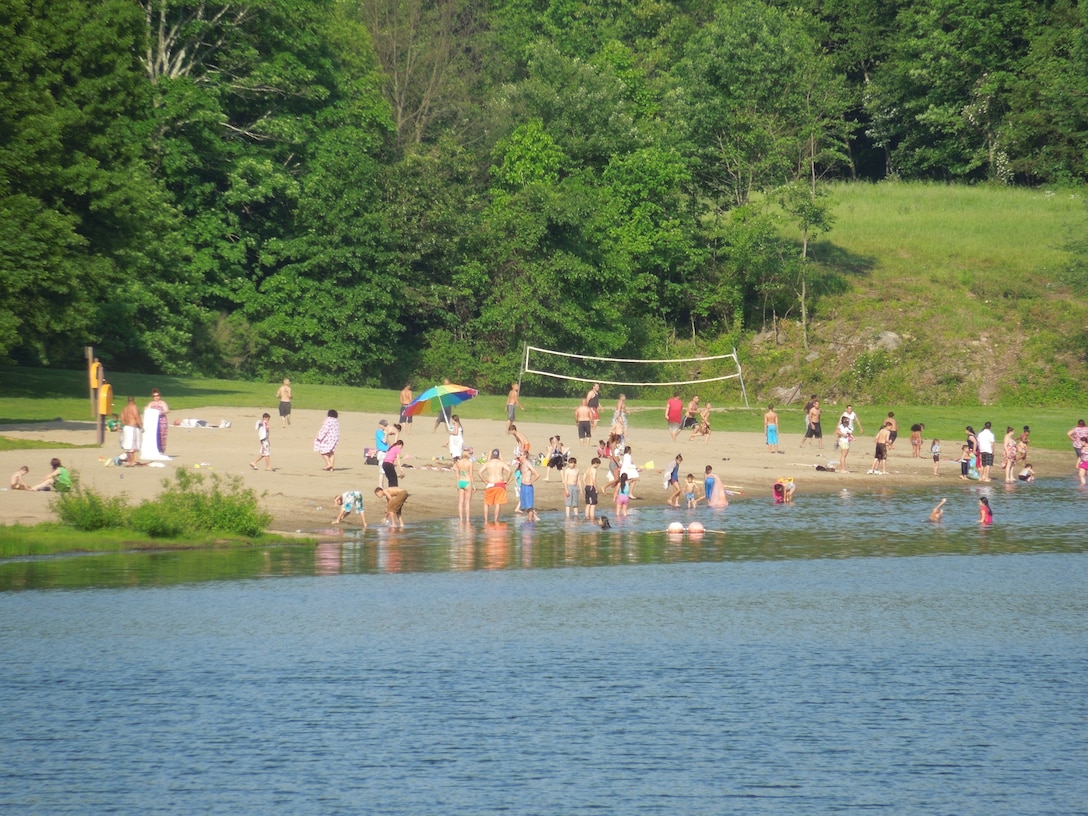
737,181,1088,407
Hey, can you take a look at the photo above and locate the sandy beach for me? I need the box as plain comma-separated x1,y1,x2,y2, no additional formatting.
0,406,1070,534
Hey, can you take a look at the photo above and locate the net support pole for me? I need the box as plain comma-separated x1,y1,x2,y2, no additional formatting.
734,347,750,409
518,343,529,396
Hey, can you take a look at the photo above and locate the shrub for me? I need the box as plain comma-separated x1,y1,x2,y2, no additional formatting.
51,474,131,531
128,470,272,539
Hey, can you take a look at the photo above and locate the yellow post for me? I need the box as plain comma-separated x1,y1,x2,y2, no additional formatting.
96,382,112,446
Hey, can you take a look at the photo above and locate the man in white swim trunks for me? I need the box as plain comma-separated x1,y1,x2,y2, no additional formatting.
120,396,143,466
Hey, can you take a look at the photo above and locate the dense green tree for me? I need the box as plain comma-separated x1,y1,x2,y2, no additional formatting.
236,1,400,384
0,0,176,367
6,0,1088,386
866,0,1035,180
1002,0,1088,183
678,1,848,208
359,0,486,148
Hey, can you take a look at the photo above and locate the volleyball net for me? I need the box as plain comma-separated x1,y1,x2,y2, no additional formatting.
521,345,749,408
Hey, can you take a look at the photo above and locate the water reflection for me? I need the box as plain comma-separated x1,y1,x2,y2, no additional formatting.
2,479,1086,591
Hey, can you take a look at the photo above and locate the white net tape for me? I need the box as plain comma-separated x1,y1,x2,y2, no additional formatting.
523,346,749,406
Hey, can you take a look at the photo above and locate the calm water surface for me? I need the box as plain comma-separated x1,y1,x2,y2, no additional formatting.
1,482,1086,814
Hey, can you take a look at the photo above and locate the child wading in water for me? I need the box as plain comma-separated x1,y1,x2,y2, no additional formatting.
685,474,701,508
614,472,631,517
562,457,580,518
978,496,993,524
583,458,600,521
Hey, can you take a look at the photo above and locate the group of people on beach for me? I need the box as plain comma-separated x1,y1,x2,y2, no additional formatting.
664,391,713,443
316,408,411,527
11,386,173,491
383,384,1088,528
66,375,1087,531
951,422,1036,483
110,389,170,466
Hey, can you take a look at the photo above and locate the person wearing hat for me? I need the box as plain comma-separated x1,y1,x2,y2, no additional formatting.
477,448,513,523
276,378,292,427
375,419,391,485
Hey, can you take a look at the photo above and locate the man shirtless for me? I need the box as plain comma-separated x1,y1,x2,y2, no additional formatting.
478,449,514,523
506,383,524,429
508,424,530,459
869,421,892,474
575,399,594,445
398,382,413,433
583,458,601,521
885,411,899,449
764,404,780,454
120,396,143,465
517,455,540,522
801,399,823,448
276,379,292,427
684,395,701,430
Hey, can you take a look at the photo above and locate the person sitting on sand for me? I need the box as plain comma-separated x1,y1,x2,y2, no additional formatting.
1018,463,1035,482
333,490,367,526
10,465,30,490
31,458,71,492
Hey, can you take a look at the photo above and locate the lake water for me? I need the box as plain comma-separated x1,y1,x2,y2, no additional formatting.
2,481,1086,814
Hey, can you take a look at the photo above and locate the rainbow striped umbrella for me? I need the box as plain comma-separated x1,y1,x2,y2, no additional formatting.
403,383,478,417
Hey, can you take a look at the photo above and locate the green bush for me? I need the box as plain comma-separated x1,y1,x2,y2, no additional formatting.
128,470,272,539
48,468,272,539
127,501,187,538
51,473,131,531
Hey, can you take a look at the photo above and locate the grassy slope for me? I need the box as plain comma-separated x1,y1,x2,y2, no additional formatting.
741,182,1088,406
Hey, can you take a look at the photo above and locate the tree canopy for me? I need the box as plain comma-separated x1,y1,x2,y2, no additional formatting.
1,0,1083,389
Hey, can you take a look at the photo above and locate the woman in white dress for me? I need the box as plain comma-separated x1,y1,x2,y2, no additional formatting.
619,445,640,499
448,415,465,459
